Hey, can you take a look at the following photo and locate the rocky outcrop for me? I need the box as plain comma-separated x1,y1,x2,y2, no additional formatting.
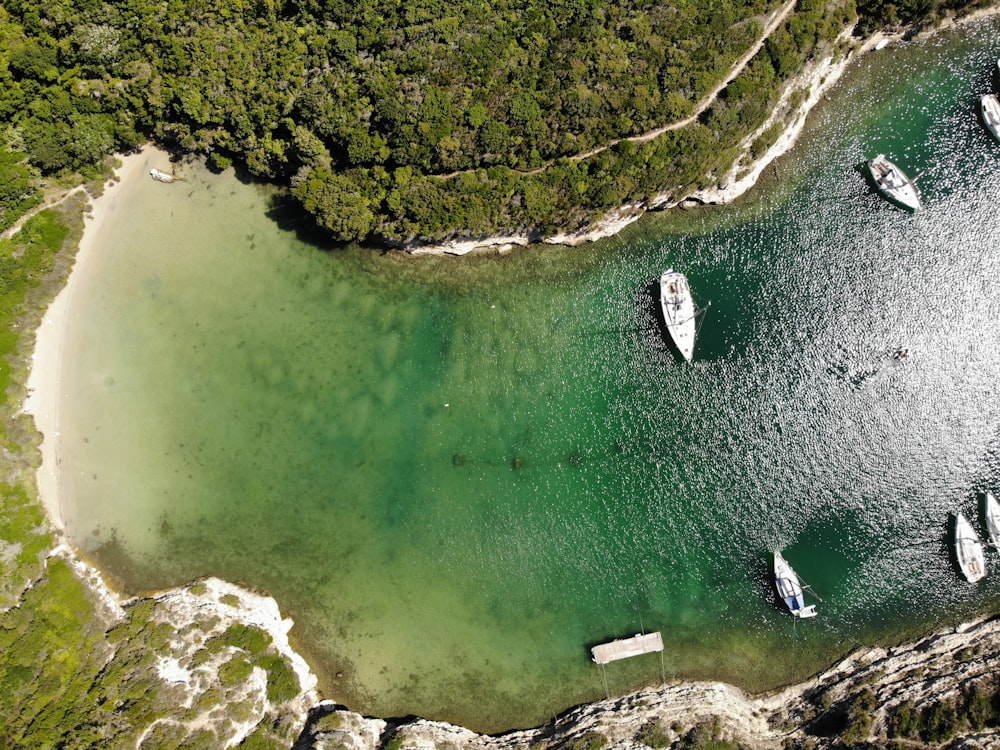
299,617,1000,749
44,544,320,748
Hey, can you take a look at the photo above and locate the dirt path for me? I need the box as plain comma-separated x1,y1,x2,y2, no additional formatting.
1,186,87,241
438,0,797,179
575,0,797,154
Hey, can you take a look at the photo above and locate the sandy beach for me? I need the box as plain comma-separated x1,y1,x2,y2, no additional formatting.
19,145,321,731
22,145,175,533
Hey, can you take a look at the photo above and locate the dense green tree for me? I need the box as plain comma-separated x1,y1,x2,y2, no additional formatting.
291,166,380,241
0,0,949,243
0,149,41,231
7,39,59,81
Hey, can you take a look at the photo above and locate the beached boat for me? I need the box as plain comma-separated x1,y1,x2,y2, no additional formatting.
866,154,921,211
954,512,986,583
774,551,817,618
149,168,176,183
981,94,1000,143
983,492,1000,548
659,269,697,362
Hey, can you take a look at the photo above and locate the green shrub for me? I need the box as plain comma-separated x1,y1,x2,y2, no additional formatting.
563,731,608,750
964,679,1000,730
145,621,176,654
193,686,225,714
219,655,255,687
920,698,958,744
219,623,272,655
220,593,242,608
677,720,741,750
635,719,671,748
313,711,343,731
889,700,919,739
840,687,876,744
258,653,300,704
237,727,286,749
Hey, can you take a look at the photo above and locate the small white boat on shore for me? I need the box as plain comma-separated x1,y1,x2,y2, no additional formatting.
983,492,1000,548
774,551,817,618
659,269,697,362
149,168,177,183
954,512,986,583
866,154,921,211
981,94,1000,143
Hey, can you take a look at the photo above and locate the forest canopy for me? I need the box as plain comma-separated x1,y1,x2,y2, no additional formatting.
0,0,974,244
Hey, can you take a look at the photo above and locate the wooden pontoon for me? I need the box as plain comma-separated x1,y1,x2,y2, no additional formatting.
591,632,664,664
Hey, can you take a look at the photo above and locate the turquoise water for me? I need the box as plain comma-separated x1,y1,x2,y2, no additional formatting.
61,19,1000,732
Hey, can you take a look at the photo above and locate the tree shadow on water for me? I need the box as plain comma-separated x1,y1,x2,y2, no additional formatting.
265,191,355,254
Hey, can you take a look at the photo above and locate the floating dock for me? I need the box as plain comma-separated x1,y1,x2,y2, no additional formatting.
591,632,664,664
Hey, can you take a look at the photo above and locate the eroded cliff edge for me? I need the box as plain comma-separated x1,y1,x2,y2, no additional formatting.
301,617,1000,749
38,543,1000,749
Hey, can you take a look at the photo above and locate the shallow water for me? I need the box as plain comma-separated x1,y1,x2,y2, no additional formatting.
61,18,1000,732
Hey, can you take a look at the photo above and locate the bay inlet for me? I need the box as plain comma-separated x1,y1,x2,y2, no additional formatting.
54,16,1000,732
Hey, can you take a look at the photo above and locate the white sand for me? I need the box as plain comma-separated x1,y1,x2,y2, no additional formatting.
23,145,175,532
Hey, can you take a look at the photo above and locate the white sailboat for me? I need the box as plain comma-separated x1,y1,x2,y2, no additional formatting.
954,512,986,583
866,154,921,211
773,551,818,618
659,269,697,362
981,93,1000,143
983,492,1000,548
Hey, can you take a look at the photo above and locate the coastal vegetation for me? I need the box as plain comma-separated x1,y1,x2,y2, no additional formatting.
2,0,864,245
0,199,307,747
2,0,990,245
886,677,1000,744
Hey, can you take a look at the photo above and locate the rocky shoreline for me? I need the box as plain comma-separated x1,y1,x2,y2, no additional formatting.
402,25,866,257
402,5,1000,258
24,536,1000,748
300,616,1000,749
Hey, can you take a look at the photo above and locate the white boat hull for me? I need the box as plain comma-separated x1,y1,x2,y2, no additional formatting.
983,492,1000,548
866,154,921,211
954,512,986,583
659,269,696,362
981,94,1000,143
774,551,817,618
150,168,176,183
